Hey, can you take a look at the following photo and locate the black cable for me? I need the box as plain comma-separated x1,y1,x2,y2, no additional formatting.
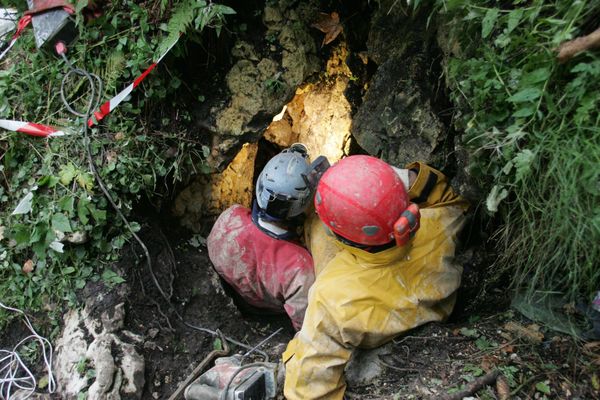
58,52,269,359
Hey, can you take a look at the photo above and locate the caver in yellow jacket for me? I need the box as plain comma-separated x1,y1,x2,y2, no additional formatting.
284,162,469,400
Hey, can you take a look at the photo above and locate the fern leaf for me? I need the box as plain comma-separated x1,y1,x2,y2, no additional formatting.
156,1,196,57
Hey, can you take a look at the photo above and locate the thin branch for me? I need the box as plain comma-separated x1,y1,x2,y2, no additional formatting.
439,370,500,400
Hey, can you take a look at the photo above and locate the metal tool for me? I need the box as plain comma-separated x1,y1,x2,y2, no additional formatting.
168,330,231,400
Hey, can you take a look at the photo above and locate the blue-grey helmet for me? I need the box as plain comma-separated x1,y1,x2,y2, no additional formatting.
256,144,313,220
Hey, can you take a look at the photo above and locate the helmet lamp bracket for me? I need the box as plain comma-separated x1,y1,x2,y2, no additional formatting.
393,203,421,247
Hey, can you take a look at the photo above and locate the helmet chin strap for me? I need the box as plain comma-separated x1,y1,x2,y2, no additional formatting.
329,228,397,253
251,201,300,241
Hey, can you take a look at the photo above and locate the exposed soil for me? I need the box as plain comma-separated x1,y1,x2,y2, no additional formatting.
116,218,295,399
2,216,598,400
346,317,597,399
115,218,598,400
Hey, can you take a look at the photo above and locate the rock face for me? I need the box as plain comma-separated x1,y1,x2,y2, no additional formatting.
174,1,478,226
206,1,321,170
173,1,323,227
53,300,145,399
264,44,354,163
351,2,448,168
173,143,258,231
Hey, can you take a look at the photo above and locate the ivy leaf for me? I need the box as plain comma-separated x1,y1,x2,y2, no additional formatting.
481,8,499,39
536,381,551,395
507,9,523,33
49,241,64,253
38,175,59,188
38,375,49,389
52,213,72,233
88,204,106,223
63,266,76,274
486,185,509,213
12,192,34,215
312,12,343,47
77,197,90,225
459,327,479,338
59,163,78,186
521,68,551,85
76,172,94,191
58,196,75,214
213,4,235,15
512,106,535,118
75,0,87,13
102,269,126,286
508,88,542,103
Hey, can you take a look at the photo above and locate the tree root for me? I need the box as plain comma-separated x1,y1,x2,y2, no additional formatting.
439,370,500,400
557,27,600,63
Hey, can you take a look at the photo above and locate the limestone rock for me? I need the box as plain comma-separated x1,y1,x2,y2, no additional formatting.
352,3,446,167
173,143,258,231
206,1,320,169
53,303,145,400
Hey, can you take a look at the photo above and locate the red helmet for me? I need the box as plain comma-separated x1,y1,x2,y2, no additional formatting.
315,155,414,246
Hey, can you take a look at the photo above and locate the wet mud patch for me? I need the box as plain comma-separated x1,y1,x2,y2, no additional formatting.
116,221,294,399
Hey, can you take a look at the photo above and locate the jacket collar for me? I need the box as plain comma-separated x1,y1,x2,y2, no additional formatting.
335,239,413,267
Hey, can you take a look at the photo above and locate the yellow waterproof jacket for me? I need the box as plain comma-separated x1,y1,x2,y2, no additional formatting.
284,162,469,400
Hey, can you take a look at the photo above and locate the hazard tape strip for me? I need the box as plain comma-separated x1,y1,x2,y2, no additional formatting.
0,15,32,62
0,36,180,137
0,119,67,137
87,37,180,127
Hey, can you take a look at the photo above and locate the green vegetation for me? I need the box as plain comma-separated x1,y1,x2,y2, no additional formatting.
436,1,600,303
0,1,234,327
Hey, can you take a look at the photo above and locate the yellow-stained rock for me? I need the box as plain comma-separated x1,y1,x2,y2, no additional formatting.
173,143,258,232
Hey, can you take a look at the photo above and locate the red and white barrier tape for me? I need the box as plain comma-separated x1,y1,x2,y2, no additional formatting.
0,119,67,137
87,38,179,127
0,36,180,137
0,15,32,62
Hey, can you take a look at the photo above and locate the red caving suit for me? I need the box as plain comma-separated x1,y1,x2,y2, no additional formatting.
207,205,315,330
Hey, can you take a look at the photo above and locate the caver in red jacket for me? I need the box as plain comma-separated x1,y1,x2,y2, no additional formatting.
207,204,315,330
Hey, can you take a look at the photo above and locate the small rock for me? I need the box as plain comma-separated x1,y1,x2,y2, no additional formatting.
345,344,392,387
263,6,283,24
148,328,160,339
22,259,34,274
65,231,88,244
152,392,160,399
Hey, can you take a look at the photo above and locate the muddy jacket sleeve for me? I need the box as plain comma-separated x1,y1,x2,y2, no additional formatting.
283,281,353,400
405,161,469,209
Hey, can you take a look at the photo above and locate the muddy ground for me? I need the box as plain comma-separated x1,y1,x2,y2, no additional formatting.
3,216,598,400
118,218,600,399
